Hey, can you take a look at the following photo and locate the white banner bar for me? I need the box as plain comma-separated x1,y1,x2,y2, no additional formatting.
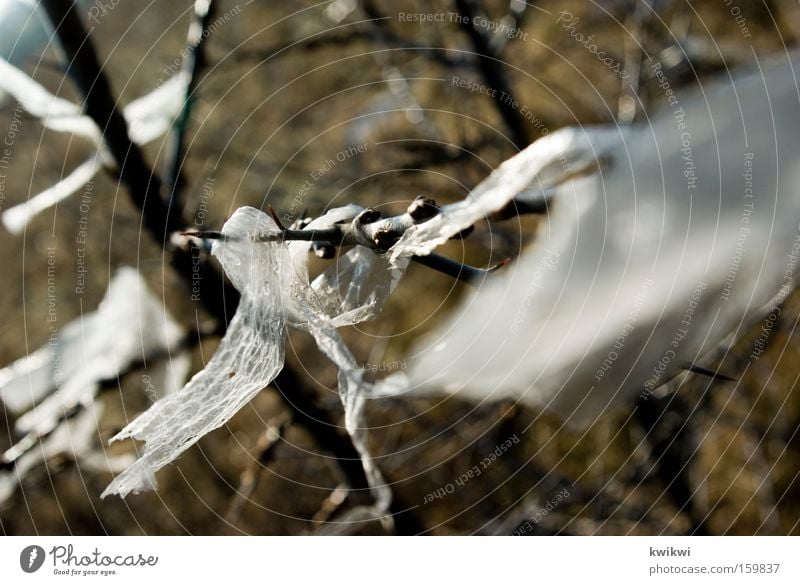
1,536,798,584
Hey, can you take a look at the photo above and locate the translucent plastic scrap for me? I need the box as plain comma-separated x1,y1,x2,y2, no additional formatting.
1,267,184,433
0,401,131,505
295,301,392,528
1,156,103,234
124,73,189,144
103,206,405,508
287,205,409,326
0,341,59,414
397,50,800,425
0,58,186,143
103,208,288,498
312,246,409,327
286,204,363,286
389,127,620,262
285,204,362,320
0,57,99,140
0,57,188,234
284,206,397,524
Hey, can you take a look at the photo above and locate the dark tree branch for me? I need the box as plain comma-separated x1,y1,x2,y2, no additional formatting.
410,253,508,284
42,0,236,324
359,0,468,68
184,196,516,286
272,367,425,534
453,0,530,149
41,0,183,246
228,20,469,70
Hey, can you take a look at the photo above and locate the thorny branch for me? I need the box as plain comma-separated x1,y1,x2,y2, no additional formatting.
183,196,529,285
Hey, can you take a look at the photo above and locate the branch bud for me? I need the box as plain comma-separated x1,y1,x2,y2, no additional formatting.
407,196,440,223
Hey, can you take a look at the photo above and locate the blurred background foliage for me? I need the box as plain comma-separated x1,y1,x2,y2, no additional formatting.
1,0,800,534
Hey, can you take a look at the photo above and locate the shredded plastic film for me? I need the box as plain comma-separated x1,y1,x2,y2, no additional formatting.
103,209,287,497
0,268,185,503
0,57,188,234
391,51,800,425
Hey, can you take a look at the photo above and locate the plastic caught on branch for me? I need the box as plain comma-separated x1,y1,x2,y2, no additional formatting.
285,206,407,529
103,208,288,497
0,267,186,504
104,206,405,529
388,127,601,263
313,245,408,327
0,402,134,504
383,50,800,425
0,57,188,234
0,267,184,433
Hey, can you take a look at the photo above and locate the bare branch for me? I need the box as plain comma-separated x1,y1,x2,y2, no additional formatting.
41,0,183,245
453,0,530,149
311,484,350,525
183,195,517,285
225,412,292,525
163,0,217,211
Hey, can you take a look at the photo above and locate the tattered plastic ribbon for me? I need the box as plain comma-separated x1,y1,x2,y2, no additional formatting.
286,205,408,528
0,401,134,505
0,57,189,234
102,209,289,497
0,267,185,430
313,245,409,327
0,267,188,503
103,206,407,523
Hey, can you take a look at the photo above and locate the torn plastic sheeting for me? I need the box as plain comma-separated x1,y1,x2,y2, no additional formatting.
0,267,184,435
293,299,393,527
390,50,800,425
0,57,99,140
102,208,288,498
0,60,188,234
1,156,103,236
388,127,610,262
285,205,409,326
0,401,133,505
286,206,397,521
0,58,187,144
313,246,409,327
103,206,402,522
286,204,363,293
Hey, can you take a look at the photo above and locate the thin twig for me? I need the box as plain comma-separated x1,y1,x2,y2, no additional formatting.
226,17,469,69
411,253,509,284
186,195,498,277
162,0,217,212
310,484,350,525
225,413,292,525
